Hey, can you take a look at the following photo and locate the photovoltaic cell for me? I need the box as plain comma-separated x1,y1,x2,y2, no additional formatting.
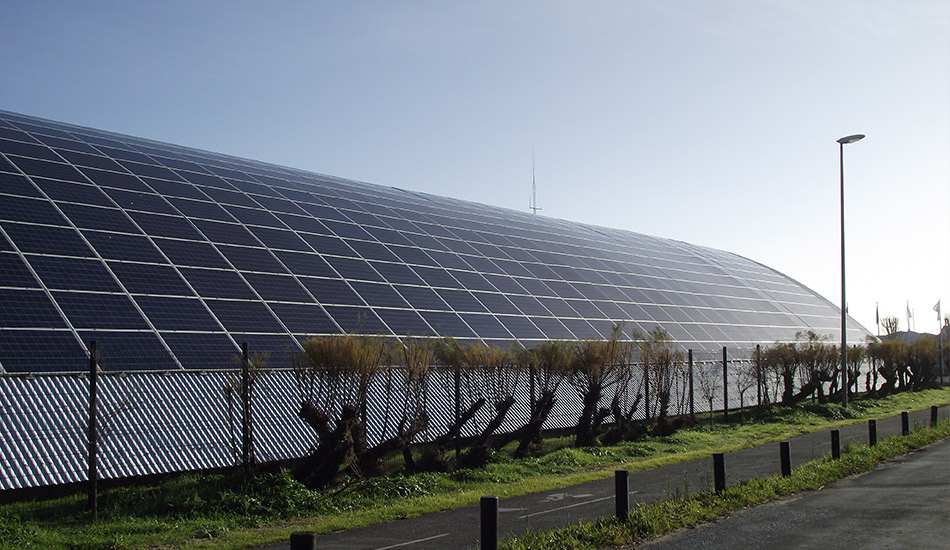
204,299,284,333
180,267,256,299
27,255,119,292
459,313,511,339
419,311,476,338
0,289,66,327
4,223,93,257
192,219,258,246
0,329,86,372
300,277,363,306
217,245,286,273
160,332,238,369
108,262,193,296
58,204,140,233
368,262,425,286
0,253,39,288
76,330,174,370
0,195,68,225
250,227,311,252
323,305,388,334
0,138,62,161
0,172,41,198
79,167,152,193
134,296,221,331
243,273,311,302
529,316,575,339
349,281,410,308
270,302,339,334
103,189,177,215
83,231,166,263
52,291,150,330
153,238,229,269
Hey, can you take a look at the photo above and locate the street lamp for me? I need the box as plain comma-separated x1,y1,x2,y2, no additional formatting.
838,133,864,406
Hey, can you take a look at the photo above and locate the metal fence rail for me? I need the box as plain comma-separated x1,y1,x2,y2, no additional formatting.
0,343,873,492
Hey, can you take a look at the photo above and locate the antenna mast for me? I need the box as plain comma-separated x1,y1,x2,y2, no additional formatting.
530,149,541,215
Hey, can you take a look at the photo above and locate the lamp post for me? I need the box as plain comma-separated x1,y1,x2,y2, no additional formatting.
838,133,864,407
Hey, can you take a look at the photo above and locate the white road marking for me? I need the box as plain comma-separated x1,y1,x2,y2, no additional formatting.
374,532,450,549
519,495,612,519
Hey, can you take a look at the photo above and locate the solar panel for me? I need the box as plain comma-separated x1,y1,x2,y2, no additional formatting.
0,109,871,374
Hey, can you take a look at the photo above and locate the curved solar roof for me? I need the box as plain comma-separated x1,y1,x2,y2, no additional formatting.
0,110,870,372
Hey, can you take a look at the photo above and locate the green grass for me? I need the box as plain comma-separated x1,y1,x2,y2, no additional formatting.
499,418,950,550
1,387,948,550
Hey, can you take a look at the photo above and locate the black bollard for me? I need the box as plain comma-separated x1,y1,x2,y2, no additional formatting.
615,469,629,522
902,411,909,436
931,405,938,427
780,441,791,477
831,429,840,459
713,453,725,494
290,531,316,550
481,496,498,550
868,419,877,446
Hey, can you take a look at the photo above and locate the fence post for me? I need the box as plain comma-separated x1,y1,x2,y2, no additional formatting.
931,405,938,427
901,411,909,435
615,469,629,522
644,361,651,421
455,365,462,459
241,342,252,468
868,419,877,446
688,349,695,418
722,347,728,422
713,452,725,494
481,496,498,550
831,429,840,459
756,344,762,407
780,441,791,477
290,531,316,550
529,363,537,418
87,340,98,521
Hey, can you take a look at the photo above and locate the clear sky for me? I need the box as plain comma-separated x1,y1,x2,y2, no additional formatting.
1,1,947,336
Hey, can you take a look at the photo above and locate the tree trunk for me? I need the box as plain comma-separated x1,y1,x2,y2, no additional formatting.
514,390,555,458
575,384,603,447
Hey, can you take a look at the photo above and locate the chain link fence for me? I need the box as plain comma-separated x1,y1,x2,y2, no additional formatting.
0,341,875,492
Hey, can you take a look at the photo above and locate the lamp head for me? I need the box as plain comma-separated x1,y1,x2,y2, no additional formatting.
837,134,865,145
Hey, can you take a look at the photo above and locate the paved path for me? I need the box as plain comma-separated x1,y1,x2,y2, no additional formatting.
638,435,950,550
256,405,947,550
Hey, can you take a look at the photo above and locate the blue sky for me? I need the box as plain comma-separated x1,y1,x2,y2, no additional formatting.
1,1,948,335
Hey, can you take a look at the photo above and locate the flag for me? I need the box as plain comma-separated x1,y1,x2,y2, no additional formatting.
937,300,943,320
875,302,879,325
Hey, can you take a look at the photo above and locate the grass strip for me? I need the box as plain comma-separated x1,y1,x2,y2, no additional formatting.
499,419,950,550
1,388,948,550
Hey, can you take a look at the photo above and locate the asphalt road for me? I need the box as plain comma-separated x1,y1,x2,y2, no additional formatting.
256,405,947,550
637,436,950,550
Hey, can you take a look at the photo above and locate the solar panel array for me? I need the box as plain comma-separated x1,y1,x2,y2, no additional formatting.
0,110,869,372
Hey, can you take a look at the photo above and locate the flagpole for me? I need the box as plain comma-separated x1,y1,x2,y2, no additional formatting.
937,300,945,383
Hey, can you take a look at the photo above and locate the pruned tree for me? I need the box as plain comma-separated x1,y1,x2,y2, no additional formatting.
511,340,573,457
762,342,796,404
867,339,903,396
459,342,522,468
734,359,757,411
695,363,721,428
292,334,391,488
632,327,684,435
570,324,630,447
427,337,483,470
881,315,900,335
388,337,435,474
